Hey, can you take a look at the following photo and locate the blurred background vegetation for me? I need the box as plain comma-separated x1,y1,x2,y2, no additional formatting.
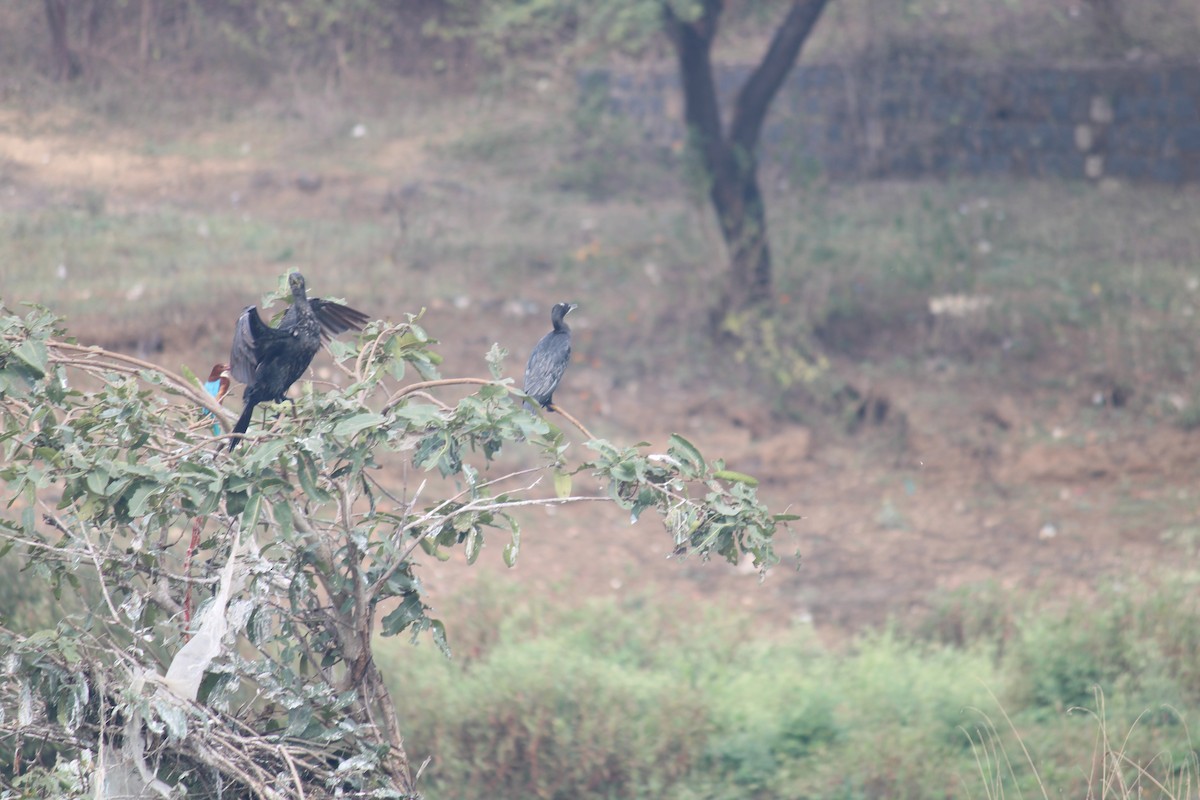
4,0,1200,797
381,577,1200,799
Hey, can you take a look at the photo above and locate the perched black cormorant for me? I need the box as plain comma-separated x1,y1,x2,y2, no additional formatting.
228,272,368,449
523,302,577,411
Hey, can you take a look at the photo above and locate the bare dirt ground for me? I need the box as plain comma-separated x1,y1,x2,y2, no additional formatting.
7,110,1198,642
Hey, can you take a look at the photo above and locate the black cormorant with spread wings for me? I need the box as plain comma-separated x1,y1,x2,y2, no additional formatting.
228,272,368,449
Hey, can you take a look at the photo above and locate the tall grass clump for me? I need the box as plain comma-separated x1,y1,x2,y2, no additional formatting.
963,689,1200,800
1006,581,1200,714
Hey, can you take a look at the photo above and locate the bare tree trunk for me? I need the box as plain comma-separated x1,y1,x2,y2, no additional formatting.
665,0,830,323
1084,0,1133,55
139,0,156,67
84,0,103,50
43,0,81,80
364,658,417,794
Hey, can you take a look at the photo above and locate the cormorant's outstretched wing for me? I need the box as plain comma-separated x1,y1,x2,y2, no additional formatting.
277,298,369,342
230,305,279,384
309,298,370,342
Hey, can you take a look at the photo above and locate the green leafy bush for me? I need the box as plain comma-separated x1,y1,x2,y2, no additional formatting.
398,638,710,800
0,297,785,797
381,580,1200,800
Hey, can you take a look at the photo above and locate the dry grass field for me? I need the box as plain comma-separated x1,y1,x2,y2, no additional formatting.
5,72,1200,644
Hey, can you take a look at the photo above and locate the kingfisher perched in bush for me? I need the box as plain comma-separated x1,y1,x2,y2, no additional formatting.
202,363,231,435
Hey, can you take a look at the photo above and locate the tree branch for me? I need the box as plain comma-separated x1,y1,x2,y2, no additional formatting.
662,1,715,143
730,0,831,150
548,403,596,440
51,342,236,428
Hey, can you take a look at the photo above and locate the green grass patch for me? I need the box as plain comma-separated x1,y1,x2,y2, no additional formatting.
0,207,393,322
379,577,1200,800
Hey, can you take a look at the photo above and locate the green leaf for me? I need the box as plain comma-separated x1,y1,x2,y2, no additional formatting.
124,482,158,520
413,352,442,379
272,499,295,537
177,460,219,477
713,469,759,487
57,638,81,665
240,492,263,535
332,412,385,438
435,522,458,547
225,489,247,518
629,487,657,523
485,342,508,379
464,529,482,565
12,339,48,377
85,468,110,497
668,433,705,473
244,438,288,468
23,629,57,651
380,594,424,637
33,447,64,467
430,619,451,658
285,705,314,737
611,461,638,482
553,469,572,499
391,403,445,428
384,336,408,380
296,454,331,503
502,519,520,567
392,328,426,349
152,697,188,741
77,495,102,520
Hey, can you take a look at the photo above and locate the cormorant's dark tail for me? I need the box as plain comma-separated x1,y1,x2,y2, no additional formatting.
522,398,555,414
229,401,257,451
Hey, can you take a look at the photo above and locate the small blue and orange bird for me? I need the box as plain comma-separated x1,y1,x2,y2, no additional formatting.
202,363,232,435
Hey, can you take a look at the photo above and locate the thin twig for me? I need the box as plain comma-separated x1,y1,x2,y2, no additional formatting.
366,471,548,601
276,744,307,800
382,377,500,412
392,493,608,576
402,390,454,410
50,342,236,427
384,373,596,440
547,403,596,440
45,510,122,623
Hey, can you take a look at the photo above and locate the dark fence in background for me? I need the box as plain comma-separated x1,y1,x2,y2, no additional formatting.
593,62,1200,183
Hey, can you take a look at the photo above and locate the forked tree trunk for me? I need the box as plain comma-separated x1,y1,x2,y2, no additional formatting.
665,0,830,322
